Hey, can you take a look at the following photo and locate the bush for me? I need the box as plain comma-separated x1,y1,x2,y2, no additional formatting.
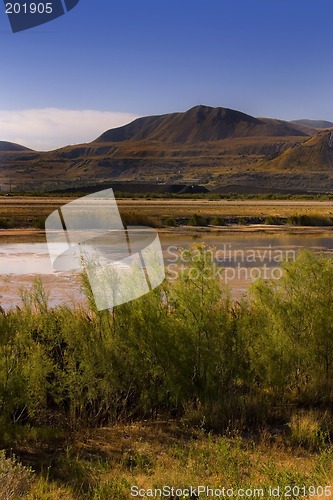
287,214,333,226
210,216,226,226
121,212,160,228
163,216,176,227
265,216,280,225
288,410,329,450
2,247,333,434
32,217,45,230
188,213,208,226
0,218,15,229
0,450,33,498
249,250,333,405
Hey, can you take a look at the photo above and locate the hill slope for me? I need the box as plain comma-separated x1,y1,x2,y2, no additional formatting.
0,141,32,152
96,105,308,144
291,119,333,129
0,105,333,193
264,131,333,171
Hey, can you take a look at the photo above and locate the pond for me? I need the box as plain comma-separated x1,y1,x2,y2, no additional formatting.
1,229,333,310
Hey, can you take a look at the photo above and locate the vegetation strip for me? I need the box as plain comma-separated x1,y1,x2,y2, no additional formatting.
1,246,333,496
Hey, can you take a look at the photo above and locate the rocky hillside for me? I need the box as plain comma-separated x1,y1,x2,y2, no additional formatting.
0,106,332,193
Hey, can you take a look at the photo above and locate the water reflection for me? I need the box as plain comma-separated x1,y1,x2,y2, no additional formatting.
1,232,333,310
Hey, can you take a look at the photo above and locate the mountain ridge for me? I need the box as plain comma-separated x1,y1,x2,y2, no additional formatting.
0,141,33,152
1,105,333,193
291,119,333,129
95,105,310,144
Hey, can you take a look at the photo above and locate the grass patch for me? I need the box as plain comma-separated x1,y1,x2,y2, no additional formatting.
0,450,34,499
8,423,333,499
120,212,161,228
287,214,333,226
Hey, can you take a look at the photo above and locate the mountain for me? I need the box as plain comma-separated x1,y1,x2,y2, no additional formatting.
0,105,333,193
291,119,333,129
238,131,333,193
0,141,32,152
264,130,333,172
96,105,309,143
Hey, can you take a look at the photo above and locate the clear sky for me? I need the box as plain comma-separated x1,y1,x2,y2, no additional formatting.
0,0,332,150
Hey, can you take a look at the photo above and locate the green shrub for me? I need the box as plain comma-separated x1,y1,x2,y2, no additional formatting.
2,247,333,435
163,216,176,227
121,212,160,228
32,217,45,230
287,214,333,226
210,216,226,226
265,216,280,225
188,213,208,226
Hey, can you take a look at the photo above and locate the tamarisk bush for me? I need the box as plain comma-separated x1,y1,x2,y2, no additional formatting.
1,247,333,433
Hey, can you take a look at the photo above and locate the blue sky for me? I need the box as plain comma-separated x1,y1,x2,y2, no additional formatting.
0,0,332,149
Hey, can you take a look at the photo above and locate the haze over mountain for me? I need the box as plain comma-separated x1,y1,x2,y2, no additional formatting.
291,119,333,129
0,105,333,193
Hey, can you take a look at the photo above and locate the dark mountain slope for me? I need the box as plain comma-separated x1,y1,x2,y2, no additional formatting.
96,105,308,144
0,141,32,152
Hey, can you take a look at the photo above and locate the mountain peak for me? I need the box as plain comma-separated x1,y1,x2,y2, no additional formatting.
95,105,306,144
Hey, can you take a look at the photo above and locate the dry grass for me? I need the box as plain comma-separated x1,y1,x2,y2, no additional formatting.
2,196,333,229
117,198,333,219
6,421,333,499
0,450,34,499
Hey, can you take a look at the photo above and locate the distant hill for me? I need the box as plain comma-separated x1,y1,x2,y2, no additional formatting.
96,105,309,144
1,105,333,193
0,141,31,152
264,131,333,171
291,119,333,129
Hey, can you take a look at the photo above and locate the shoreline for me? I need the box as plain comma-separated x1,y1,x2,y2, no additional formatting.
159,224,333,235
1,224,333,239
